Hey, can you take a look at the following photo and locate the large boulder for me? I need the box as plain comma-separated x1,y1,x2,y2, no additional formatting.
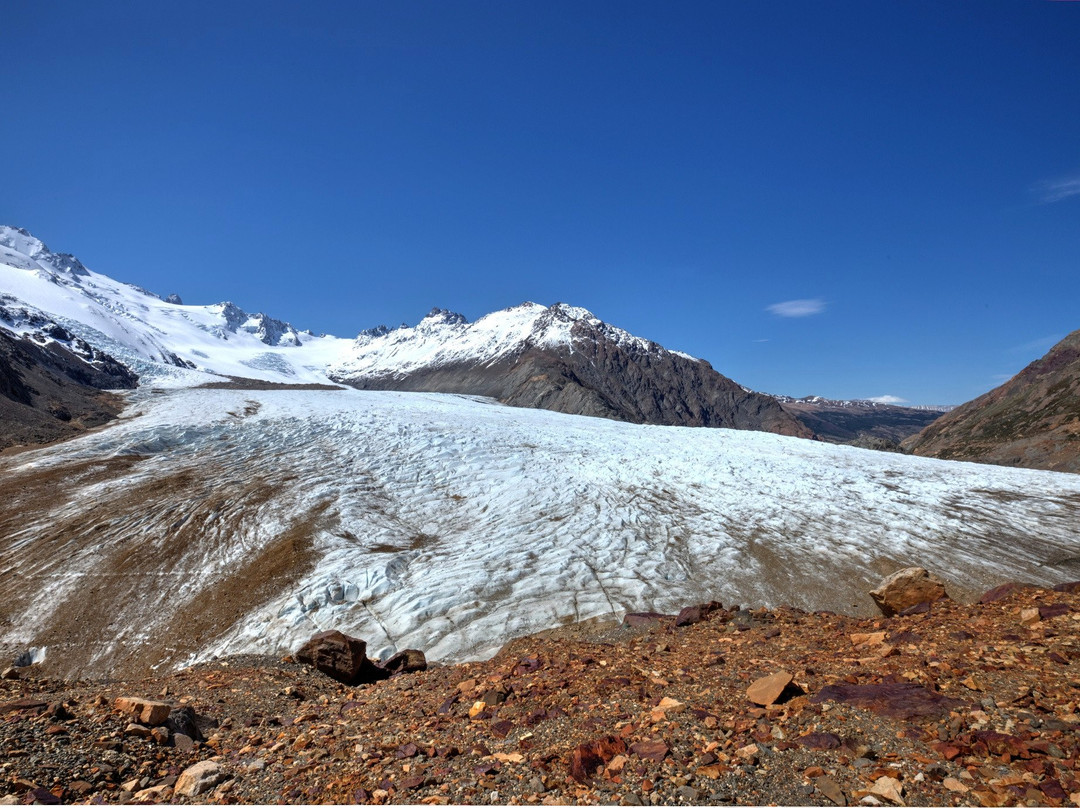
296,630,387,685
869,567,948,617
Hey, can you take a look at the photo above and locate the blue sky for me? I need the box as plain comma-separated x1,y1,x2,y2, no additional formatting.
3,1,1079,405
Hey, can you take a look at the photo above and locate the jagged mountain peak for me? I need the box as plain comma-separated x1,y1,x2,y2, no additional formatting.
0,225,90,278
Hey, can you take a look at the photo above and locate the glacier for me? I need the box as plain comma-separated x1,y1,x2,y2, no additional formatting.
2,384,1078,680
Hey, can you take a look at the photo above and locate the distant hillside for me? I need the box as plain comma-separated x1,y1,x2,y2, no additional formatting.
774,395,951,445
903,329,1080,473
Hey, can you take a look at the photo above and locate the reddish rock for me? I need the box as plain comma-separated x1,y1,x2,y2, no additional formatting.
980,582,1037,603
674,600,724,627
1039,603,1071,620
295,630,387,685
869,567,949,617
796,732,842,750
568,736,625,783
113,697,172,726
812,682,967,720
1052,580,1080,594
629,739,669,762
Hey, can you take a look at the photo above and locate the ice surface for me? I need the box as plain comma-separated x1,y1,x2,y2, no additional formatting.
3,386,1078,676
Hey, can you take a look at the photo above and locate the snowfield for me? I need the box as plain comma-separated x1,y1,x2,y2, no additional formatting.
2,385,1079,679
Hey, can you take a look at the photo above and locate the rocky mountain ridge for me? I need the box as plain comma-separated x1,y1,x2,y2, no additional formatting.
903,329,1080,473
331,303,811,436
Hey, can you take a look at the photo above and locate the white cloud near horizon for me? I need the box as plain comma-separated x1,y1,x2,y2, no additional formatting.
866,395,908,405
766,298,826,317
1033,173,1080,204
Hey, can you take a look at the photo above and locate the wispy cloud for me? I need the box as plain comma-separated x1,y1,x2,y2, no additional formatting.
1033,173,1080,204
866,395,907,405
766,298,826,318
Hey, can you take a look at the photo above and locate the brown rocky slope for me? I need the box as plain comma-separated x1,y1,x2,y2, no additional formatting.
903,330,1080,473
0,327,138,451
2,579,1078,806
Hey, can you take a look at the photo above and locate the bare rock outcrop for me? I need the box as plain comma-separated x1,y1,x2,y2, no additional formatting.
869,567,948,617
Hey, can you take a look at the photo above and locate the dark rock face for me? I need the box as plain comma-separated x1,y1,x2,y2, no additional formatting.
296,631,428,685
0,327,138,450
379,649,427,676
338,319,812,437
902,328,1080,473
296,630,386,685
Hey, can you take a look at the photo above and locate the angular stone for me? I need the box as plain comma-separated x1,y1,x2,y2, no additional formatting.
1019,608,1041,626
295,630,388,685
114,697,171,726
1052,580,1080,594
870,777,904,805
674,600,724,627
816,777,847,806
746,671,796,706
379,648,427,676
979,582,1036,603
569,735,626,783
869,567,948,617
175,760,223,797
629,739,669,762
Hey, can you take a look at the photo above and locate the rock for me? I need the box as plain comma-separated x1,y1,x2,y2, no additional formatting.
629,739,669,762
1,667,18,680
979,582,1036,603
135,785,173,801
295,630,388,685
124,722,153,739
869,567,948,617
674,600,724,627
942,777,969,793
746,671,799,706
173,733,195,751
379,648,427,675
1052,580,1080,594
850,631,887,647
870,776,904,805
570,735,628,781
796,732,842,750
1019,607,1041,626
114,697,172,726
175,760,224,797
812,683,967,721
165,705,203,740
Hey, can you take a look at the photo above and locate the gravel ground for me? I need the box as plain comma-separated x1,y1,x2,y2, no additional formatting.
1,584,1078,806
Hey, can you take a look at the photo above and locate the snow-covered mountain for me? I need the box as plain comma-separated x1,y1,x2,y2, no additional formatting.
0,225,350,386
330,304,810,435
0,226,807,435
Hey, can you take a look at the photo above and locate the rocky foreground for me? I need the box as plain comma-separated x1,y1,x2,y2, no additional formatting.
2,581,1079,806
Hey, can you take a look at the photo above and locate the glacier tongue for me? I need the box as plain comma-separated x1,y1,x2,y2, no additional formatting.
3,386,1079,680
